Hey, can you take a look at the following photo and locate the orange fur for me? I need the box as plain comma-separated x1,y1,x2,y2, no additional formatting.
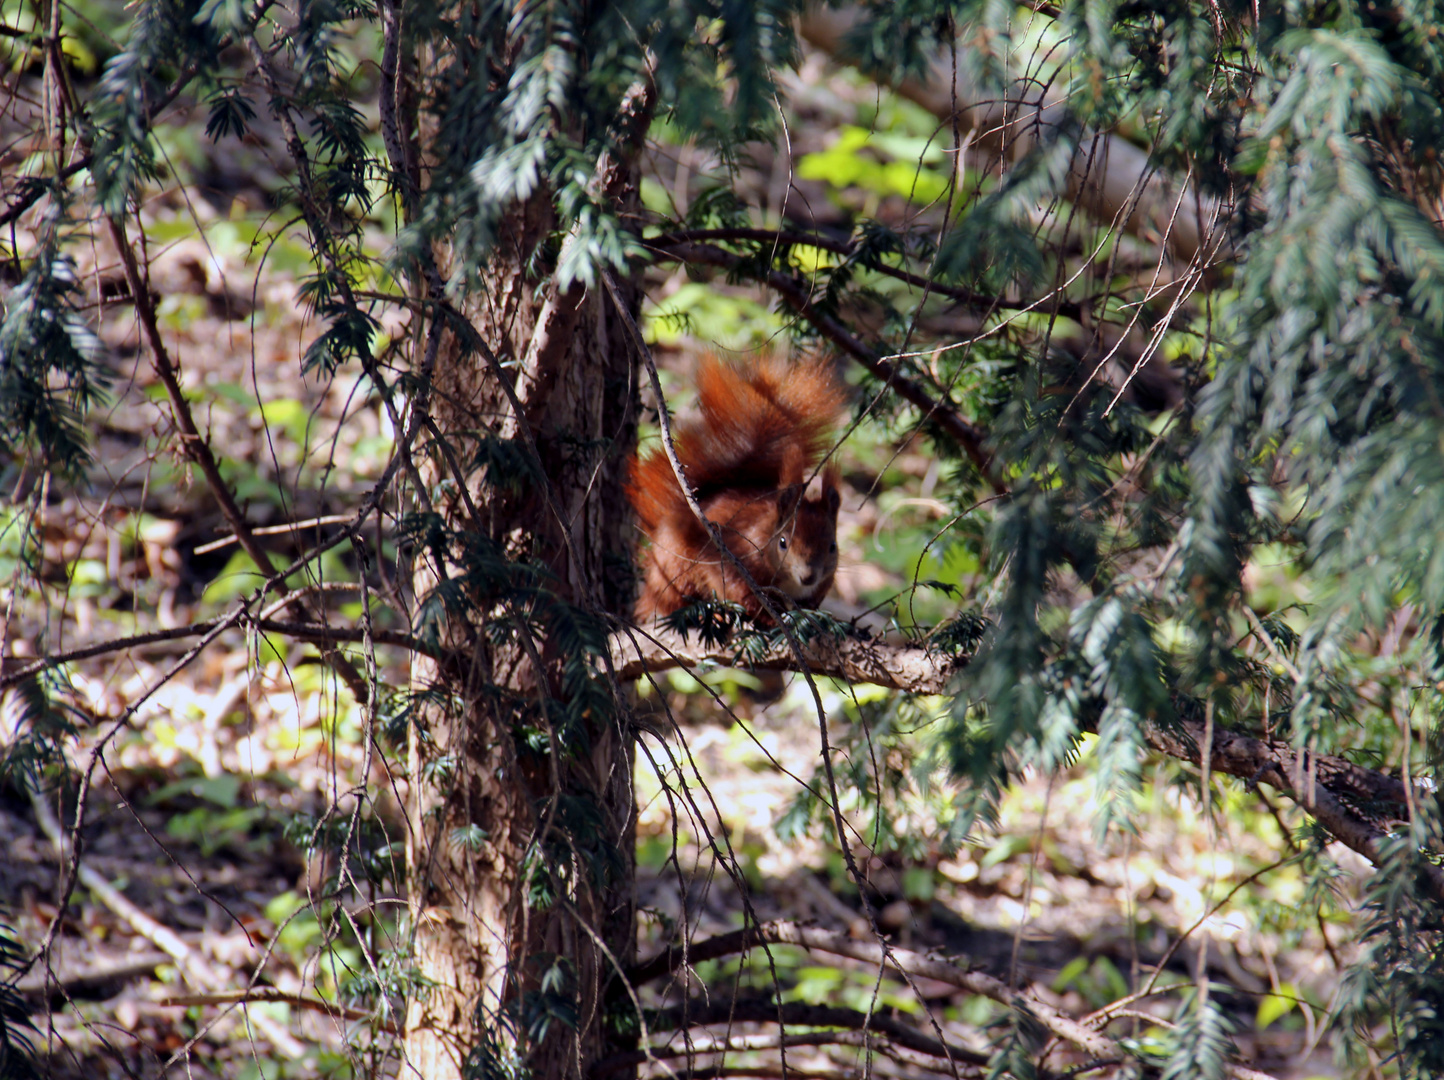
627,355,846,622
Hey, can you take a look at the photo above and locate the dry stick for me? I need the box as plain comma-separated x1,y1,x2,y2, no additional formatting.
28,788,307,1057
101,213,370,702
629,921,1116,1060
193,514,356,555
162,990,399,1035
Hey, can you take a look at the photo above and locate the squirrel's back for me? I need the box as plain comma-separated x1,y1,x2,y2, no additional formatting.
627,354,846,622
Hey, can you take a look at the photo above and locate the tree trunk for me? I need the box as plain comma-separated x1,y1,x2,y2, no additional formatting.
401,175,644,1078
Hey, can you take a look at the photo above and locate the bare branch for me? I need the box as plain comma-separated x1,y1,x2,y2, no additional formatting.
611,625,960,693
647,1001,989,1067
630,921,1117,1060
1,619,436,691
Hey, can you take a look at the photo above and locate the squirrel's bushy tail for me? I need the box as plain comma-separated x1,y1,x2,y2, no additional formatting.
627,354,846,533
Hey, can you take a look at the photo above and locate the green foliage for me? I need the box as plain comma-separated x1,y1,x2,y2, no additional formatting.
0,195,109,477
0,918,39,1080
984,1001,1046,1080
409,0,804,291
1338,801,1444,1077
1162,989,1236,1080
0,673,79,794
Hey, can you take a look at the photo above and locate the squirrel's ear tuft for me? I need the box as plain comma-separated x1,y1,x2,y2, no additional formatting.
778,439,807,487
809,467,841,511
777,483,803,515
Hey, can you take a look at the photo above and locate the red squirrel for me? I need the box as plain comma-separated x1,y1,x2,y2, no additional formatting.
627,354,847,623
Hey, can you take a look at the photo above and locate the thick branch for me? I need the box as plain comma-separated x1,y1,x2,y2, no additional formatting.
611,626,960,694
614,630,1432,886
1142,717,1444,898
1,620,435,691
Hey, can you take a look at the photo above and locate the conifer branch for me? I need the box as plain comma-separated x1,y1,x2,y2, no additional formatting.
613,628,1434,888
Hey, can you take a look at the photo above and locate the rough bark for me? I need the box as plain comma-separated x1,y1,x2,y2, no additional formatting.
401,107,648,1080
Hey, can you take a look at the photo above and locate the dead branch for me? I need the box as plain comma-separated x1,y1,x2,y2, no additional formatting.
647,1001,989,1067
628,920,1117,1061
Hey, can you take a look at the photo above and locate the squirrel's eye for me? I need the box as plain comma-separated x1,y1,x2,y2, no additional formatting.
829,542,837,553
778,536,788,551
